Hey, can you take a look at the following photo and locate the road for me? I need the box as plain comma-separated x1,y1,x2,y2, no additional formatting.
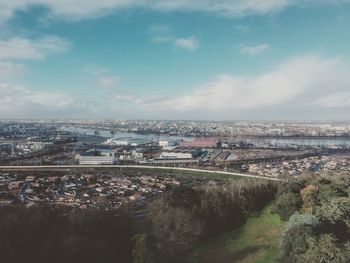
0,165,282,181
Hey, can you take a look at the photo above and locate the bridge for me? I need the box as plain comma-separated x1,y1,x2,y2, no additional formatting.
0,165,282,181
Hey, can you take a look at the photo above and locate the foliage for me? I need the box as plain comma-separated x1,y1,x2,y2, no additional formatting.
0,204,134,263
273,192,301,221
300,184,319,214
280,223,315,263
317,197,350,227
302,234,350,263
277,173,350,263
146,179,277,260
184,205,285,263
147,197,203,255
132,234,156,263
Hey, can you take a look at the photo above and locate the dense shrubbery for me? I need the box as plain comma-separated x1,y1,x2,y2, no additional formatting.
0,205,134,263
275,173,350,263
144,179,277,261
9,173,348,263
0,179,276,263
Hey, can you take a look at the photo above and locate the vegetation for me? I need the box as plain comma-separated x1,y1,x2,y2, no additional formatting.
0,205,134,263
275,173,350,263
1,171,349,263
143,179,277,261
184,205,285,263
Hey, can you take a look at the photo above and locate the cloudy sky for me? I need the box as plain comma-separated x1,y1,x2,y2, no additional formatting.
0,0,350,120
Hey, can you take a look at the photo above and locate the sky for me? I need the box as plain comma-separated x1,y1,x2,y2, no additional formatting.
0,0,350,120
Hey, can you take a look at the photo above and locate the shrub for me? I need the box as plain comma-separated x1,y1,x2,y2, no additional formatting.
273,192,301,221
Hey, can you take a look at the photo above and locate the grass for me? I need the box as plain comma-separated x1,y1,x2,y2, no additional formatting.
184,204,285,263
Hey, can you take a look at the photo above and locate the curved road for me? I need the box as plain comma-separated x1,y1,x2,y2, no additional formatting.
0,165,282,181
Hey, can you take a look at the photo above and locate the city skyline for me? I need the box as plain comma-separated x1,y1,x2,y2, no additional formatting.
1,0,350,120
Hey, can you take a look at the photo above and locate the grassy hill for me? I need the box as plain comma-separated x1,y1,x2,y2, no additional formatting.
184,205,285,263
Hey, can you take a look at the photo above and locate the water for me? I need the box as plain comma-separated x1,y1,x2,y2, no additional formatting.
60,127,350,147
243,138,350,147
60,127,193,142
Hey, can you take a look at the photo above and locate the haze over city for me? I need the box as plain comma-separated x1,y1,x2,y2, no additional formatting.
1,0,350,120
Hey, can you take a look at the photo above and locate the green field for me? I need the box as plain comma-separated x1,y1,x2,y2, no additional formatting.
184,205,285,263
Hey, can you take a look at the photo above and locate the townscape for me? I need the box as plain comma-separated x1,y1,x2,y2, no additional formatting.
1,120,349,179
1,119,349,210
0,171,181,209
2,1,350,262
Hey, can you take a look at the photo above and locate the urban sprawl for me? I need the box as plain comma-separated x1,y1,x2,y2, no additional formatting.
1,120,349,208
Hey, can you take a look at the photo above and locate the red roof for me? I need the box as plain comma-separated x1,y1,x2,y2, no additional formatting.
180,138,218,148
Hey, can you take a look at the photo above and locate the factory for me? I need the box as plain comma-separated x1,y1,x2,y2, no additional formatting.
179,138,218,148
77,149,118,165
104,137,152,147
161,151,193,159
160,148,202,160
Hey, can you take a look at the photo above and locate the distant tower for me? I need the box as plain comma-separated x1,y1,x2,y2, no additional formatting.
11,143,15,155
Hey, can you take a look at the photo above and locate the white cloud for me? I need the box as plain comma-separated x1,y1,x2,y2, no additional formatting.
0,0,293,24
2,55,350,119
240,43,270,55
0,83,74,116
314,92,350,108
174,36,199,50
82,65,110,75
129,55,350,119
98,75,122,89
0,36,71,61
1,0,350,24
235,24,250,32
0,62,25,78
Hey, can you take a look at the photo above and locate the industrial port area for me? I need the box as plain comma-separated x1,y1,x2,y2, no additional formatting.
1,119,349,209
1,120,350,173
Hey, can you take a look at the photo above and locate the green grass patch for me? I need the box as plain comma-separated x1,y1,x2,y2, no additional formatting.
184,204,285,263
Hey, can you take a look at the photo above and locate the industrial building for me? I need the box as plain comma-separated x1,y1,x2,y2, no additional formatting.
180,138,218,148
161,151,193,159
104,137,152,146
77,149,117,165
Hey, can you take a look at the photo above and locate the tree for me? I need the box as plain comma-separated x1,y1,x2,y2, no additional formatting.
132,234,156,263
279,214,319,263
300,185,318,215
280,223,314,263
273,192,301,221
146,196,203,255
302,234,350,263
317,197,350,227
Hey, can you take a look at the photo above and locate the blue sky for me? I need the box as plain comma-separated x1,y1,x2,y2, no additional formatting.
0,0,350,120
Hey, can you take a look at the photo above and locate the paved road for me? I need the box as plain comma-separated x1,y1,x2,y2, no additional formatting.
0,165,282,181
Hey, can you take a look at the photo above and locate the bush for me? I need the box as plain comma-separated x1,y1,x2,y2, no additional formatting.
146,180,277,260
0,204,134,263
302,234,350,263
273,192,301,221
132,234,156,263
280,223,315,263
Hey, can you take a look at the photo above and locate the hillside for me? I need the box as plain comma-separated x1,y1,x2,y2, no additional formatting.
184,205,285,263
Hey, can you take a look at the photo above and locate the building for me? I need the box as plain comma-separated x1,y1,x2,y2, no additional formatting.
161,151,193,159
131,150,143,159
159,140,169,148
77,149,117,165
179,138,218,148
104,137,152,146
0,143,12,151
